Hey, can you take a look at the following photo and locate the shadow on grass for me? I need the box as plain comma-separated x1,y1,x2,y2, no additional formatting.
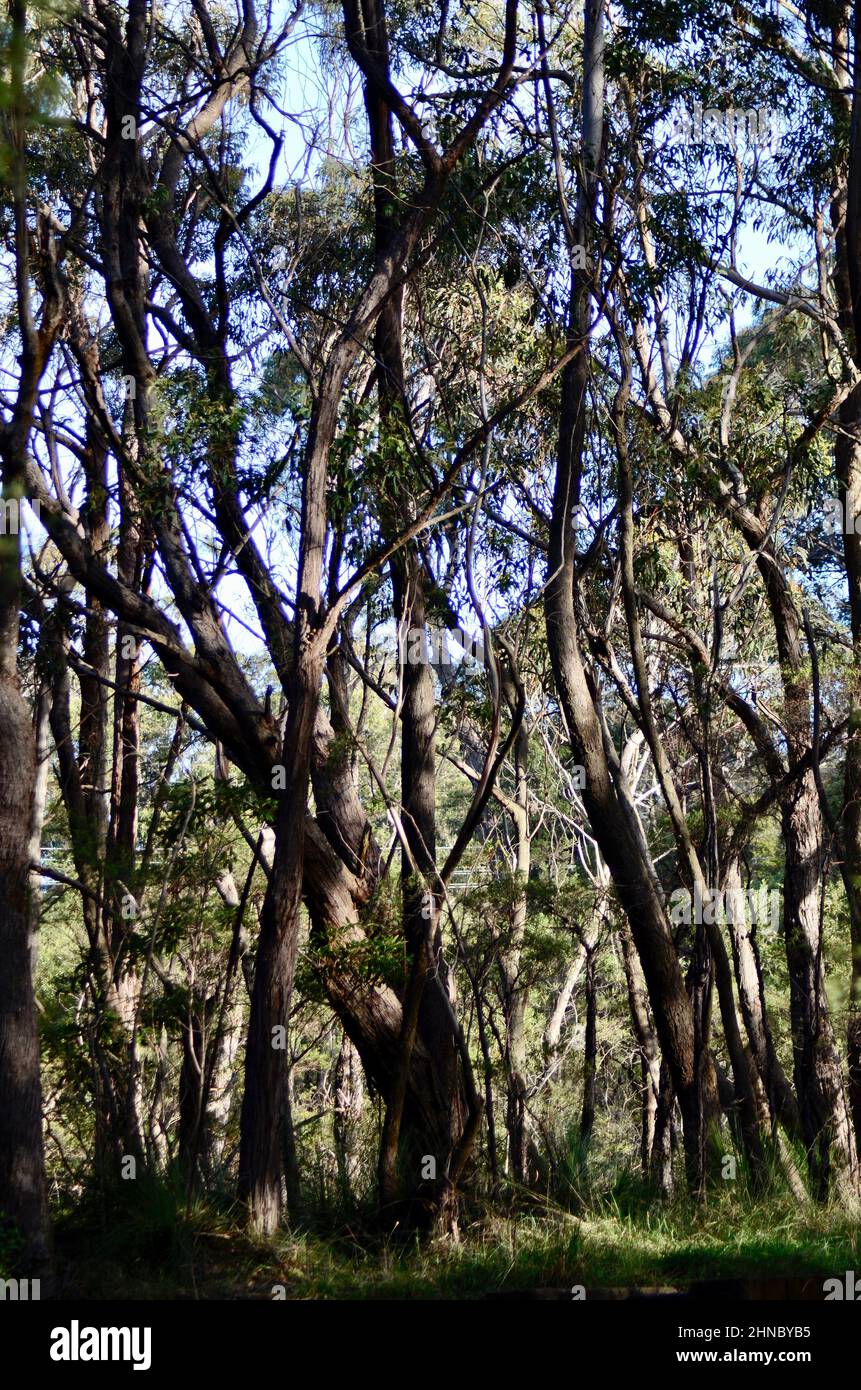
48,1168,861,1300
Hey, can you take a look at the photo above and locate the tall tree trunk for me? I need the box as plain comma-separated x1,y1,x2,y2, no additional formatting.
543,0,703,1193
391,558,464,1184
0,676,49,1274
238,639,325,1233
0,0,61,1271
353,0,465,1212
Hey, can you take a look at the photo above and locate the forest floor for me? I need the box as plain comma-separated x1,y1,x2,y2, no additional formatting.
49,1179,861,1300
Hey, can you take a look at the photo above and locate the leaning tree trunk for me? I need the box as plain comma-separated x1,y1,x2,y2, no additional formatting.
543,0,703,1194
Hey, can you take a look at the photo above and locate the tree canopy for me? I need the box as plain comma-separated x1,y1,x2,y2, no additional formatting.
2,0,861,1304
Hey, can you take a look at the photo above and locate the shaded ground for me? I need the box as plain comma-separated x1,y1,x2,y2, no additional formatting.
47,1181,860,1300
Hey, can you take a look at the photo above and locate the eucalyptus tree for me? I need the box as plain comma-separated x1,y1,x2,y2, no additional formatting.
8,0,582,1233
602,0,861,1198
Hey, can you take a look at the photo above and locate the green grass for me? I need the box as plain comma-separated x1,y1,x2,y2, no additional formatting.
50,1175,861,1299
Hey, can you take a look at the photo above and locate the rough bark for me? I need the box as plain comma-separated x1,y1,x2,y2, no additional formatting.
334,1032,365,1198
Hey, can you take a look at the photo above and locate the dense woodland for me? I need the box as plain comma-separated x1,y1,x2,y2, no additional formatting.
2,0,861,1300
